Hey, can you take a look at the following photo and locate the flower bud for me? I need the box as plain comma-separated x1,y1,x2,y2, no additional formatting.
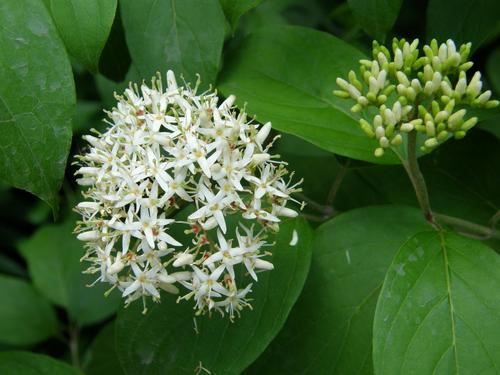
461,117,478,131
170,272,191,282
394,48,403,69
391,134,403,146
424,138,439,149
219,95,236,110
251,153,270,164
77,231,100,242
400,123,414,132
359,119,375,138
201,217,218,230
375,126,385,139
173,253,194,267
379,137,390,148
256,122,272,144
158,274,176,284
77,201,100,210
336,77,349,90
254,259,274,270
166,70,178,90
274,206,298,218
437,130,449,141
476,91,491,104
108,259,124,275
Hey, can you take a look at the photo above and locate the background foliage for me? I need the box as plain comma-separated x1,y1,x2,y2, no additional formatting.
0,0,499,374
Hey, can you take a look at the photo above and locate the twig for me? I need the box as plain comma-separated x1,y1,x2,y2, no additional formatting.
399,131,440,229
326,159,350,206
435,213,500,240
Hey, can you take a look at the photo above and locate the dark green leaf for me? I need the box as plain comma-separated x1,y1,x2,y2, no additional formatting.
98,3,131,82
0,275,58,346
116,218,313,375
84,323,124,375
73,101,101,134
219,0,264,31
50,0,117,73
246,206,430,374
347,0,403,42
0,351,82,375
121,0,225,88
19,219,121,326
218,25,400,164
486,47,500,95
0,0,75,211
373,230,500,374
426,0,500,52
96,65,141,110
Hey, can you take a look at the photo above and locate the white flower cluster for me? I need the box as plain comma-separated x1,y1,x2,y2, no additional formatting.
74,71,301,318
334,38,499,156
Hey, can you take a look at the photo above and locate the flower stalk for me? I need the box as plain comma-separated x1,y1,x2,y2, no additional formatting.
401,131,440,229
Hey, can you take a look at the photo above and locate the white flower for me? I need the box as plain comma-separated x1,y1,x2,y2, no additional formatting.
75,70,301,316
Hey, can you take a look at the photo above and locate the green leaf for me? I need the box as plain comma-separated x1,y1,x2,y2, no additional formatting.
218,25,400,164
246,205,430,375
276,134,341,207
73,100,101,134
0,0,75,211
120,0,225,88
98,2,131,82
339,130,500,237
116,218,313,375
426,0,500,52
373,230,500,374
347,0,403,42
19,219,121,326
85,323,124,375
0,351,82,375
219,0,263,31
0,275,58,346
49,0,117,73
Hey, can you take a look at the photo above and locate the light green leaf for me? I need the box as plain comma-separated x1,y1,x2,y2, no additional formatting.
49,0,117,73
218,25,400,164
219,0,263,31
0,275,58,346
426,0,500,52
120,0,225,88
373,230,500,374
246,205,430,374
347,0,403,42
19,219,121,326
0,351,82,375
0,0,75,211
116,218,313,375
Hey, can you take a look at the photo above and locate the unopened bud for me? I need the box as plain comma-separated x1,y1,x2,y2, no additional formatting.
274,206,298,218
254,259,274,270
173,253,194,267
461,117,478,131
158,274,176,284
251,153,270,164
108,259,124,275
77,231,100,242
256,122,272,144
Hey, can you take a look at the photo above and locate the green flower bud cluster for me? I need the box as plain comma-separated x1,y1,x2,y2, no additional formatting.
334,38,499,156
